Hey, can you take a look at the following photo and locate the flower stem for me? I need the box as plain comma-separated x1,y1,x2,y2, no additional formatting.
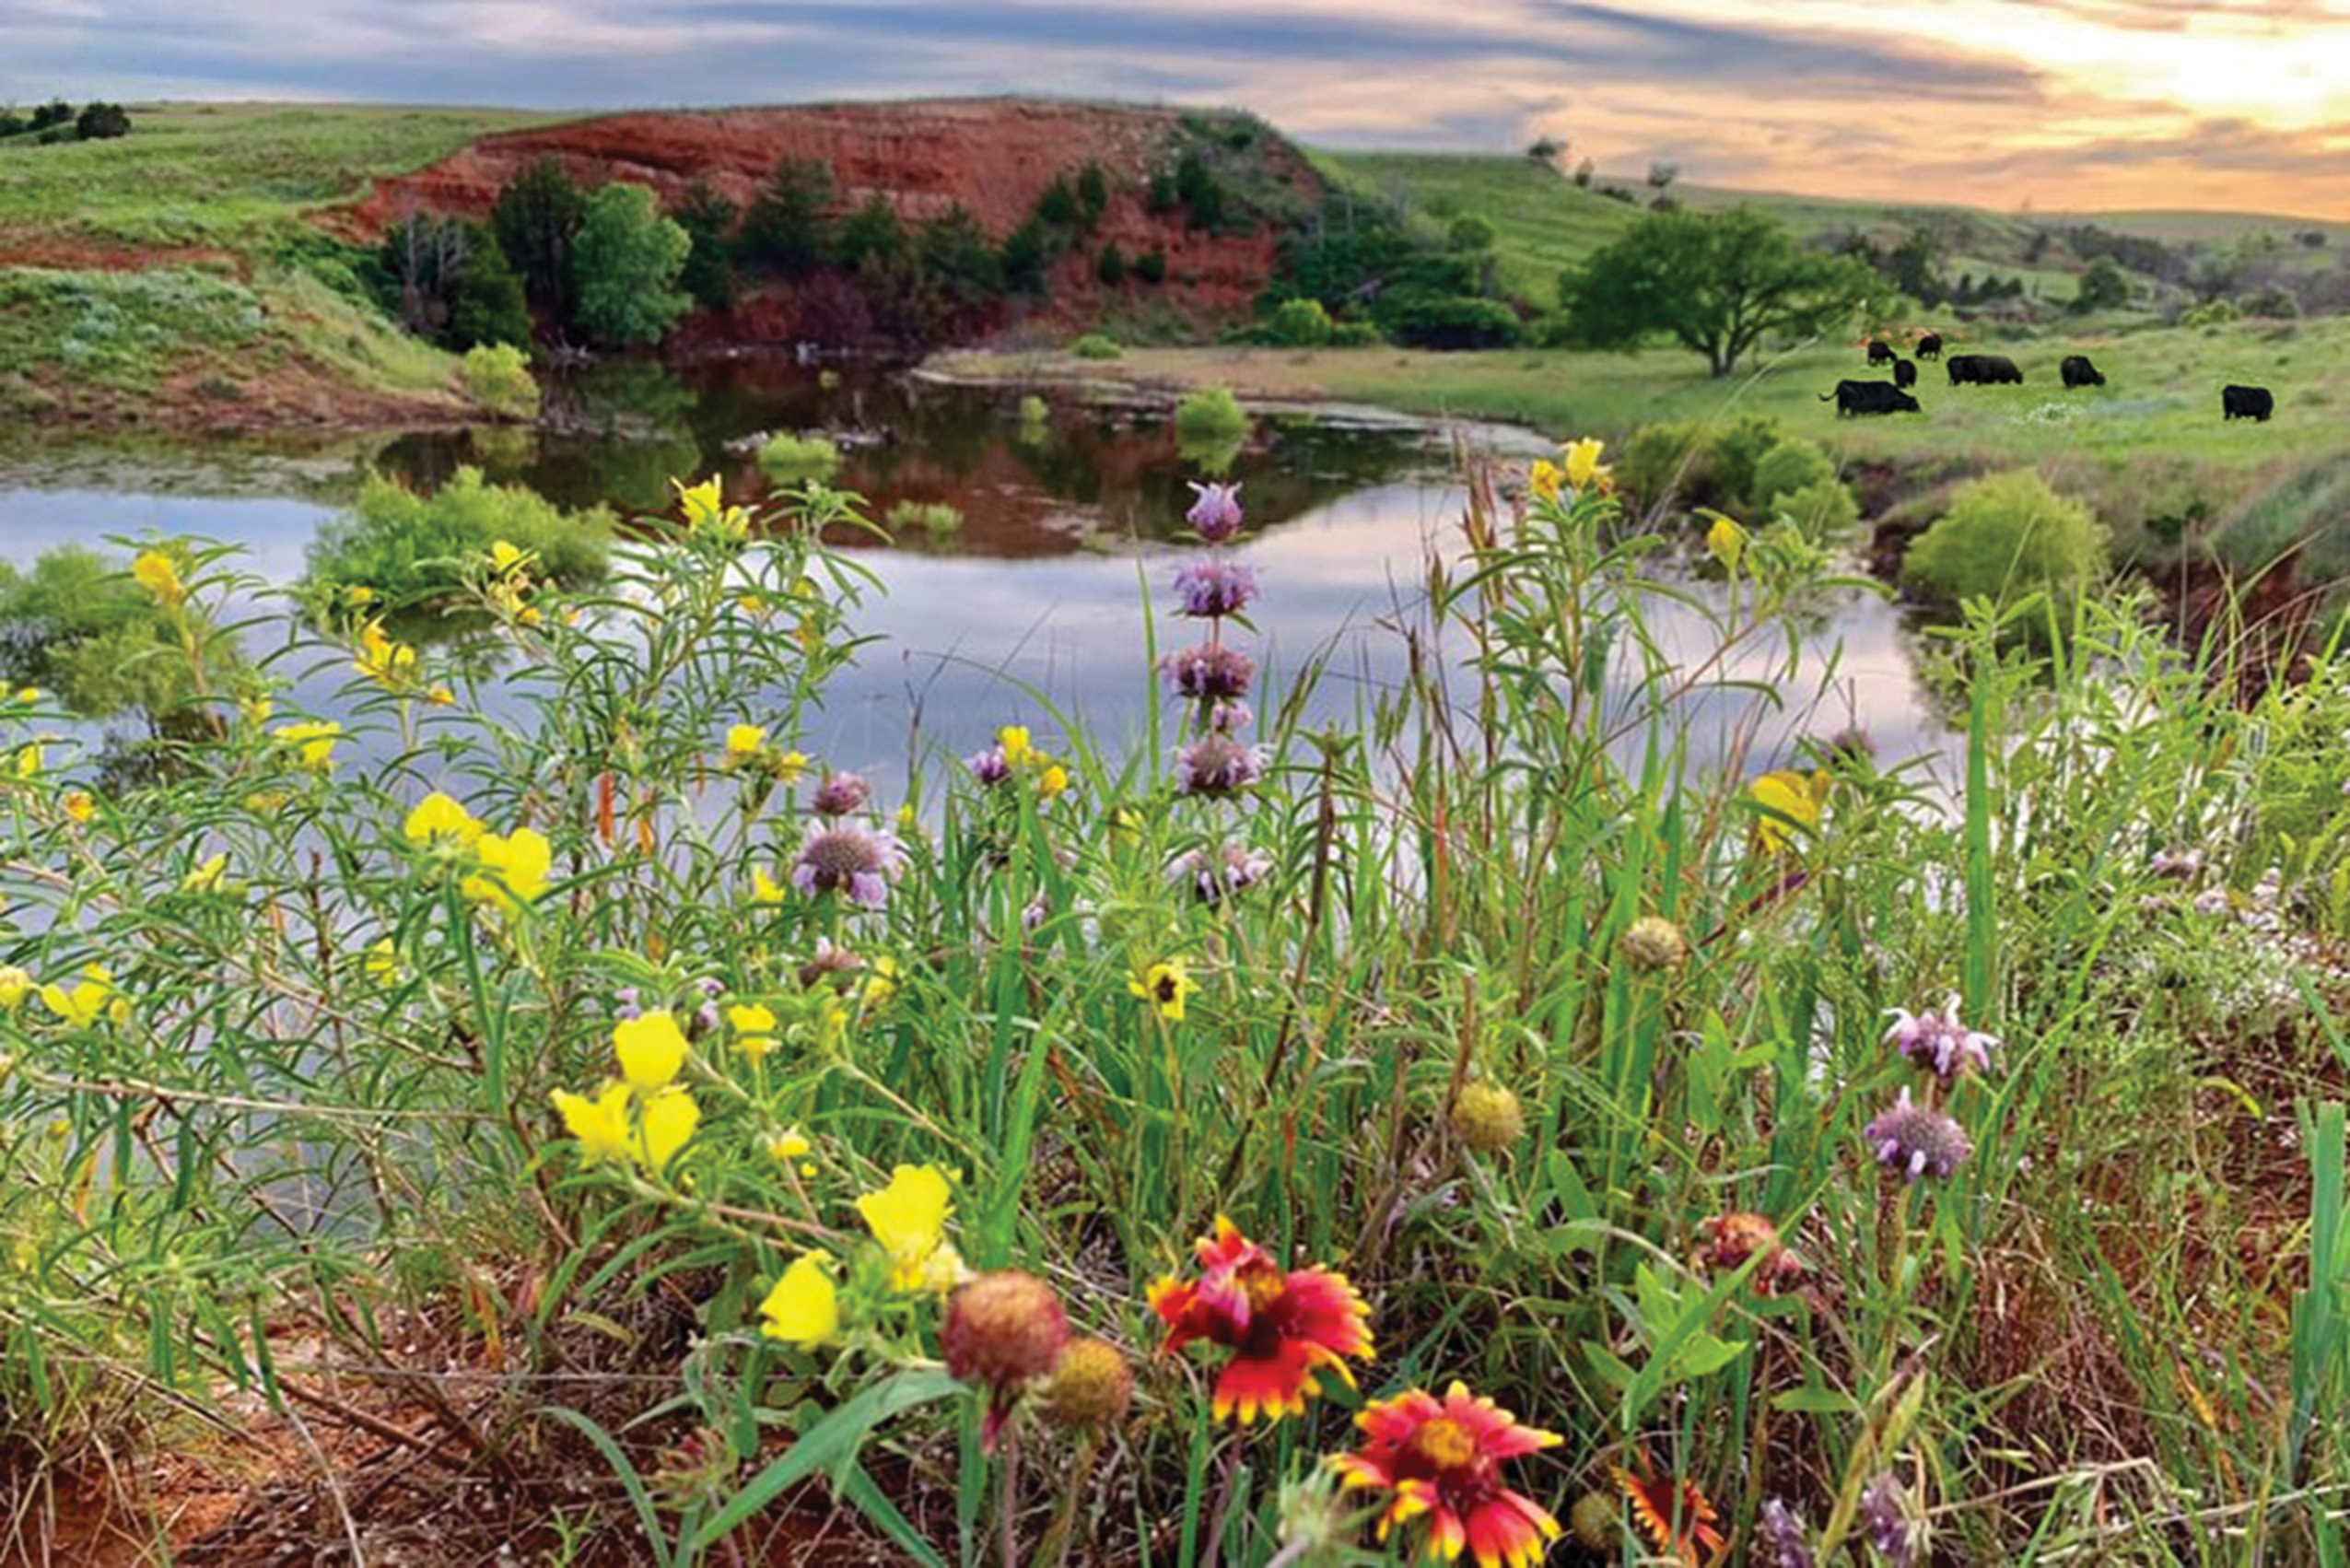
998,1422,1023,1568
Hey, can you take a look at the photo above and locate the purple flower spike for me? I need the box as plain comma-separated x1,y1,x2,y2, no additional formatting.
1755,1498,1816,1568
1171,843,1274,905
1174,735,1266,798
1882,993,1999,1082
1865,1087,1971,1183
813,772,871,817
789,822,907,909
967,747,1012,788
1173,561,1258,619
1208,700,1253,733
1858,1475,1920,1568
1161,643,1255,702
1185,480,1244,544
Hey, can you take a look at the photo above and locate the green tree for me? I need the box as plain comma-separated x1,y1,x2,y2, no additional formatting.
1075,162,1109,227
1560,207,1876,377
918,205,1003,306
673,181,740,311
2071,255,2131,314
446,226,533,351
1001,218,1051,296
74,102,130,141
738,158,834,277
29,99,72,132
1095,243,1127,286
569,183,692,347
492,158,586,324
833,193,906,273
1446,214,1497,252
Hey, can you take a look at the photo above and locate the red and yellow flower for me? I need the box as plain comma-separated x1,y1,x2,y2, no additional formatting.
1611,1460,1725,1567
1147,1216,1373,1424
1331,1381,1562,1568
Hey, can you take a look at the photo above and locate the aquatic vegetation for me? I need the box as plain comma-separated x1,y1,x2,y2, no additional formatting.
1069,331,1124,359
883,497,964,539
756,428,844,483
304,466,612,611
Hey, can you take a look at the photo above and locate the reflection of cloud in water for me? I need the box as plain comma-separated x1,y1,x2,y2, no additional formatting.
0,490,329,586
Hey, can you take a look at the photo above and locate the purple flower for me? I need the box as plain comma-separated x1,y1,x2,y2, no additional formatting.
1171,842,1274,905
1185,480,1244,544
1209,700,1253,733
1882,993,1998,1081
614,986,643,1023
1161,643,1255,702
1755,1499,1816,1568
1174,736,1266,798
1865,1087,1971,1183
2149,847,2203,881
1858,1475,1920,1568
695,977,724,999
967,747,1012,788
812,772,871,817
789,822,907,909
797,936,865,989
1173,561,1257,619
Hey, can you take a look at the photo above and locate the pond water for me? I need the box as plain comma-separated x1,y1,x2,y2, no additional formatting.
0,358,1959,795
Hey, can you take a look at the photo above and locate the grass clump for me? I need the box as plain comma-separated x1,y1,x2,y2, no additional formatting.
884,499,964,540
757,430,844,484
303,467,612,611
1903,467,2109,611
1069,332,1124,360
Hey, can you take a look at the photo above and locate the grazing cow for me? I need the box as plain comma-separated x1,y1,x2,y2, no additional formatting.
1893,358,1918,390
1947,353,2022,386
1821,379,1922,416
1916,333,1944,361
2222,384,2274,422
2061,355,2106,389
1866,339,1896,366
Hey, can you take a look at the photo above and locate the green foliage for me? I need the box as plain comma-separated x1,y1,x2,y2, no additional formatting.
673,181,741,311
1094,243,1127,287
1705,415,1785,511
883,499,964,539
74,102,131,142
304,468,612,609
1749,436,1837,513
0,545,230,720
1069,333,1124,360
1267,297,1335,347
737,158,835,279
2071,255,2131,313
568,183,692,348
916,205,1002,307
1446,213,1497,252
1902,468,2109,612
2182,298,2241,328
1769,475,1860,541
756,431,844,483
1174,385,1248,446
1561,206,1877,376
460,343,540,421
1133,248,1168,286
999,219,1050,297
1075,161,1109,225
492,156,586,323
1328,318,1383,346
833,194,907,274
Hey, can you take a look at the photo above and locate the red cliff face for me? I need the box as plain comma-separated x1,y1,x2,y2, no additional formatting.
332,99,1317,341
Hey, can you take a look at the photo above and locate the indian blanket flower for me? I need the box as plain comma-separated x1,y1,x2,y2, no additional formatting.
1331,1381,1562,1568
1175,735,1266,798
759,1254,840,1348
1171,842,1274,905
1858,1474,1921,1568
1186,480,1245,544
132,549,185,604
1690,1212,1806,1296
1174,560,1259,619
1162,643,1255,702
857,1164,957,1291
1754,1498,1817,1568
1883,994,1999,1081
1044,1337,1134,1431
1148,1216,1374,1424
789,822,907,908
1612,1463,1725,1567
41,965,128,1029
614,1011,689,1090
943,1270,1071,1448
1450,1082,1525,1153
1128,957,1197,1022
811,771,870,817
1865,1087,1971,1183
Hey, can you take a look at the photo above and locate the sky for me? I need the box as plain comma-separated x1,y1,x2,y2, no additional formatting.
9,0,2350,214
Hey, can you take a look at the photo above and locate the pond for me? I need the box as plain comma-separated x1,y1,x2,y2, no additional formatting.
0,357,1959,796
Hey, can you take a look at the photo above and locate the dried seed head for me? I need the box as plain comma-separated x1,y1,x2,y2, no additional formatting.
942,1271,1070,1395
1619,917,1688,973
1450,1082,1526,1153
1042,1337,1133,1430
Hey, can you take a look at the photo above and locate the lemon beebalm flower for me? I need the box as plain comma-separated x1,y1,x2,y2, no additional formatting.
613,1011,689,1091
552,1082,634,1165
132,549,185,605
42,965,127,1029
635,1085,700,1171
1129,958,1197,1024
0,966,31,1009
403,791,483,846
729,1003,778,1063
857,1164,955,1291
759,1254,840,1347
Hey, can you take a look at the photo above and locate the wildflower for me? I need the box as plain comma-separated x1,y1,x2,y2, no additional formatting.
1619,916,1688,972
1528,458,1564,504
1044,1338,1134,1431
1186,480,1245,544
1865,1087,1971,1182
752,866,788,905
1129,957,1196,1023
403,791,483,846
41,965,128,1029
0,966,32,1009
766,1127,812,1162
1035,763,1070,802
943,1271,1071,1447
464,827,552,909
675,475,752,541
550,1082,634,1164
488,540,531,577
1162,643,1255,701
998,726,1034,766
729,1002,779,1063
1704,512,1748,571
14,743,39,778
1149,1215,1374,1424
1883,994,1998,1081
274,721,343,772
1611,1464,1725,1568
182,853,229,894
1562,436,1610,492
635,1085,700,1170
1209,699,1253,733
614,1011,689,1091
1754,1498,1817,1568
1174,735,1266,798
2149,847,2204,881
1690,1212,1806,1296
132,549,185,605
1568,1492,1618,1550
1748,769,1825,853
966,745,1013,787
759,1254,840,1347
61,790,94,825
9,688,32,707
789,822,907,908
613,986,644,1022
857,1164,956,1291
354,621,418,687
1331,1381,1562,1568
1173,560,1258,619
811,772,870,817
364,940,401,984
725,724,766,762
799,936,866,988
1858,1474,1921,1568
1450,1082,1525,1153
1171,842,1274,905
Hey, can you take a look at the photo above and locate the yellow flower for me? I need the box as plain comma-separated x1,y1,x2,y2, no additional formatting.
61,790,94,825
1528,458,1563,503
634,1085,700,1171
860,954,900,1012
41,965,123,1029
241,693,275,729
918,1242,970,1294
354,621,418,688
998,726,1032,767
1704,511,1748,572
15,743,41,778
613,1011,689,1091
675,476,752,541
725,724,766,760
856,1164,955,1291
1563,436,1609,491
0,966,32,1009
427,685,457,707
488,540,530,577
738,593,770,616
1036,763,1070,802
766,1127,812,1162
1749,769,1827,853
343,585,377,607
729,1002,778,1063
465,827,552,908
132,549,185,605
183,853,228,894
759,1254,840,1347
751,867,788,906
274,721,344,772
775,750,809,785
403,791,483,847
551,1082,634,1165
364,940,401,983
12,687,37,706
1128,958,1197,1023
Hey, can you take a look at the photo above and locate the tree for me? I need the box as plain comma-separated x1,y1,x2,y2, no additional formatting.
738,158,833,277
1560,207,1876,377
29,99,72,132
493,158,586,324
1000,218,1051,296
377,214,474,337
1074,162,1109,226
569,183,692,347
673,181,739,311
1526,136,1564,166
74,102,130,141
918,205,1003,307
1646,161,1680,193
832,193,906,273
1573,158,1596,189
1446,214,1497,252
1095,243,1127,285
446,228,533,351
2070,255,2130,314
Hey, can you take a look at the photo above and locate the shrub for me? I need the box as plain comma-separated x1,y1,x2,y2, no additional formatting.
1174,387,1248,446
1769,476,1861,543
1382,293,1523,350
304,468,613,610
1070,333,1123,360
2239,284,2301,319
1750,439,1838,514
1446,214,1497,252
1134,249,1168,286
757,432,844,484
492,157,585,323
1902,469,2108,612
460,344,540,421
1706,415,1784,513
2181,298,2240,329
1268,297,1335,347
886,499,964,539
73,102,130,141
1094,245,1127,287
1017,394,1049,426
1618,422,1709,509
1328,319,1384,347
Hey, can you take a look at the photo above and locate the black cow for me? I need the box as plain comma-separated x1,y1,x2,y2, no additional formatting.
2060,355,2106,389
1821,380,1922,417
2222,384,2274,422
1947,353,2023,386
1893,358,1918,390
1866,339,1895,366
1916,333,1944,361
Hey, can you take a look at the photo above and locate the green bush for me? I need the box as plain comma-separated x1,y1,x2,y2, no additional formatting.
304,468,613,610
1328,319,1384,347
1902,469,2108,612
1134,249,1168,286
885,499,964,539
1017,393,1049,426
1070,333,1123,360
1094,245,1127,287
757,432,845,484
0,545,231,720
1769,476,1860,542
1706,415,1784,512
568,183,692,348
1382,293,1523,350
1750,439,1838,513
2181,298,2240,329
1268,297,1334,347
1445,214,1497,252
1618,421,1709,508
460,343,540,421
1174,386,1248,445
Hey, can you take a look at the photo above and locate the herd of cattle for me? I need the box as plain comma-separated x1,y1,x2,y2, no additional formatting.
1823,333,2274,423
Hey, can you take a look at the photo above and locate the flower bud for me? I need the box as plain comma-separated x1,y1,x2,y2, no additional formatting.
1450,1082,1525,1153
1619,916,1688,973
1570,1491,1619,1550
1043,1336,1132,1430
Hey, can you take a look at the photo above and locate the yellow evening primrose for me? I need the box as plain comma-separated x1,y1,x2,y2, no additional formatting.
132,549,185,605
918,1243,970,1294
0,966,32,1009
751,866,788,906
183,853,228,894
12,687,37,706
1749,769,1827,853
860,954,900,1012
1527,458,1563,504
766,1127,812,1162
1563,436,1609,491
354,621,418,687
364,940,401,984
427,684,457,706
613,1011,689,1090
551,1082,634,1165
404,791,484,846
759,1254,840,1347
1128,958,1197,1024
467,827,552,908
61,790,94,825
1704,512,1748,573
725,724,766,761
275,721,344,772
1036,763,1070,802
998,726,1032,767
728,1002,778,1063
775,750,809,785
856,1164,955,1291
488,540,529,576
15,743,41,778
41,965,123,1029
634,1085,700,1171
